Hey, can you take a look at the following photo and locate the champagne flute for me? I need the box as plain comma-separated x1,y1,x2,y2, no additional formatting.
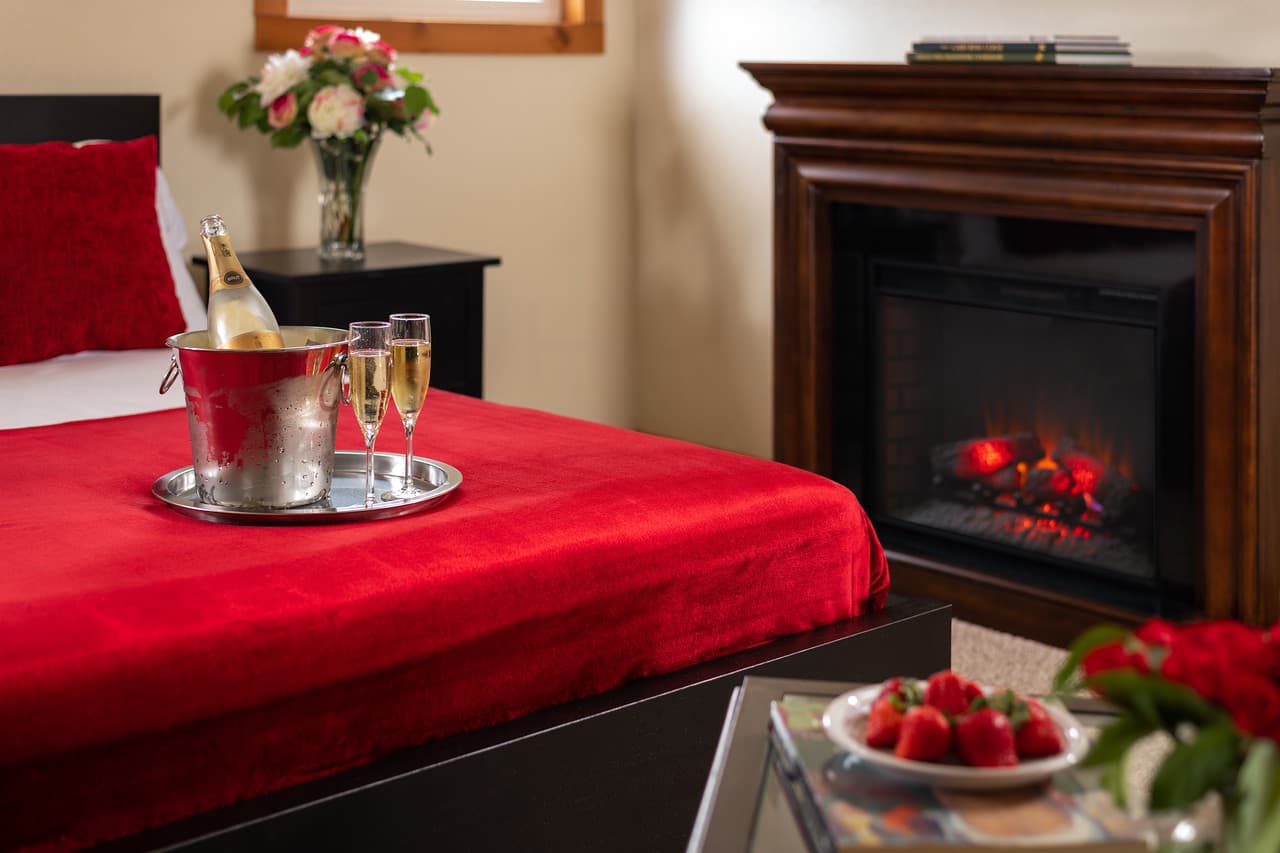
385,313,432,499
346,321,392,507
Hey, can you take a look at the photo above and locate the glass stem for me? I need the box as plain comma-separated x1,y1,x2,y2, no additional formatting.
403,420,416,494
364,432,377,507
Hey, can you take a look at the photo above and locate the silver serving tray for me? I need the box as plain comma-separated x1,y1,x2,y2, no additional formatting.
152,451,462,524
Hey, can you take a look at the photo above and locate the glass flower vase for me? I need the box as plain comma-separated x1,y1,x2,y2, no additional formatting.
311,134,381,262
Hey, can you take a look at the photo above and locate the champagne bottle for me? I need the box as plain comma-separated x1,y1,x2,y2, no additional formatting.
200,214,285,350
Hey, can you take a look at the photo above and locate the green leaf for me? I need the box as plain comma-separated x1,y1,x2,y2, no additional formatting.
1247,797,1280,853
1148,720,1240,812
1099,758,1129,809
1088,671,1224,729
1231,739,1280,853
237,92,264,129
1052,624,1130,691
217,81,251,114
1081,712,1157,768
396,67,423,84
403,85,429,119
269,124,308,148
317,67,350,86
421,87,439,115
409,125,433,155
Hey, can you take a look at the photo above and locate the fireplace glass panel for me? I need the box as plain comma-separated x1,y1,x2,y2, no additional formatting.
876,287,1156,579
830,203,1196,611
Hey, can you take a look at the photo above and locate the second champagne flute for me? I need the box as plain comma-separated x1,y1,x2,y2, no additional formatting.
385,313,432,498
346,321,392,507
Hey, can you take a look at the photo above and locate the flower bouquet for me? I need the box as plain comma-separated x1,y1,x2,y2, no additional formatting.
217,25,439,260
1055,618,1280,852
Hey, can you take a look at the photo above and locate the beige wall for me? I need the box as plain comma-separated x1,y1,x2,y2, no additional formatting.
632,0,1280,459
7,1,1278,456
4,0,636,428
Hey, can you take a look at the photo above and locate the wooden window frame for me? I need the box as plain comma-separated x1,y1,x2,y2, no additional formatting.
254,0,603,54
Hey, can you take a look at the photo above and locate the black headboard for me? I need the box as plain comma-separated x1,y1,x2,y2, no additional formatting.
0,94,160,161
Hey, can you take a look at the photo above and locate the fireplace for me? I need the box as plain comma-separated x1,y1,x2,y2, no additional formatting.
744,63,1280,645
833,204,1194,616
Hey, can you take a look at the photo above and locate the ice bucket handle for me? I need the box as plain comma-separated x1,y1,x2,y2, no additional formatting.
159,351,180,395
333,350,351,406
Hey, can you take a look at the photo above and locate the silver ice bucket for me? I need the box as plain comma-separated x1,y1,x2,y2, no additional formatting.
161,326,348,509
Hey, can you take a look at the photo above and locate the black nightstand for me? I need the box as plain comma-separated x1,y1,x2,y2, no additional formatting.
194,241,499,398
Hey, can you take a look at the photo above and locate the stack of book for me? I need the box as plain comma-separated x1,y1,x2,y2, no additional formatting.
907,35,1132,65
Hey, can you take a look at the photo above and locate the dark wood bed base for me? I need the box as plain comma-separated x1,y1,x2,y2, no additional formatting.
106,596,949,853
3,94,952,851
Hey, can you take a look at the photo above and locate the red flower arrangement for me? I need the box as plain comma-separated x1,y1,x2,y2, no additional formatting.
1056,618,1280,852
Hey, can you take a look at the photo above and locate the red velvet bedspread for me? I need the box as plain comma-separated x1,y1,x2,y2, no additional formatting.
0,392,888,850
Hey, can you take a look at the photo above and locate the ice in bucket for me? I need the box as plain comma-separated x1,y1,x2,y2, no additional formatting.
162,326,348,508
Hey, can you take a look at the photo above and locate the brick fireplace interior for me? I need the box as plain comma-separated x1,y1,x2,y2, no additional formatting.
744,63,1279,646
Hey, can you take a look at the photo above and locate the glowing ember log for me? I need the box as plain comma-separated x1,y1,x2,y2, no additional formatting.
978,464,1022,493
931,433,1044,480
1052,439,1138,520
1022,465,1076,503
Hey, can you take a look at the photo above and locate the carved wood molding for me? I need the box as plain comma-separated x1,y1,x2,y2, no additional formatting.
746,63,1273,157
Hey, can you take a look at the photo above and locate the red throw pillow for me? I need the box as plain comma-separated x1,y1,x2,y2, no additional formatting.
0,136,185,366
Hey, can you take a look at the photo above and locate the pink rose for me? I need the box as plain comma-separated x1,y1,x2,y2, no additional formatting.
328,31,365,58
304,24,341,51
352,62,393,92
267,92,298,129
367,40,396,65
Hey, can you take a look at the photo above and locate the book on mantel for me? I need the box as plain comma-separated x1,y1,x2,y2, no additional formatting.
767,694,1151,852
906,35,1132,66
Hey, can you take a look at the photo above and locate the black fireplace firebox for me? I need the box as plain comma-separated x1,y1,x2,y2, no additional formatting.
831,204,1196,614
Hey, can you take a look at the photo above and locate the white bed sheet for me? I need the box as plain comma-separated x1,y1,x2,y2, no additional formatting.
0,348,184,430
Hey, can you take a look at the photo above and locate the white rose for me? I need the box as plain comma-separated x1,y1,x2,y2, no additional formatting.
307,84,366,139
255,49,312,105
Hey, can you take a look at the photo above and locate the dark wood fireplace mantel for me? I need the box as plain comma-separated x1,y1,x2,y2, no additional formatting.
744,63,1279,643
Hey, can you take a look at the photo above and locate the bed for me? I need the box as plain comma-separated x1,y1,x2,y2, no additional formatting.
0,95,951,853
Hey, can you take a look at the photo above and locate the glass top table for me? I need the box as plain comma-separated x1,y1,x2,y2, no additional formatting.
685,676,1122,853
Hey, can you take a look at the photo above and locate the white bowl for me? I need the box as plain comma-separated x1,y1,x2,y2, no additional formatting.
821,683,1090,790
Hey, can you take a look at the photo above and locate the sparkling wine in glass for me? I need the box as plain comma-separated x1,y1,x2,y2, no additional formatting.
385,313,432,499
346,321,392,507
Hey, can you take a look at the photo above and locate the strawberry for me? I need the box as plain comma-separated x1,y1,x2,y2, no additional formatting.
865,695,905,749
924,670,973,717
954,707,1019,767
894,704,952,762
878,676,923,706
878,677,905,701
1015,700,1064,758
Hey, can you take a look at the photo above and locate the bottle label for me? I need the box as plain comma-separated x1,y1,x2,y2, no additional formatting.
203,234,251,292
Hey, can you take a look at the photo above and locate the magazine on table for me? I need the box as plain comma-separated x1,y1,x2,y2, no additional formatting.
767,694,1150,852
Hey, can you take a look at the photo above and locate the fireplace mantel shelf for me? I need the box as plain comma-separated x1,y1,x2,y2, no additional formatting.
746,63,1279,643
